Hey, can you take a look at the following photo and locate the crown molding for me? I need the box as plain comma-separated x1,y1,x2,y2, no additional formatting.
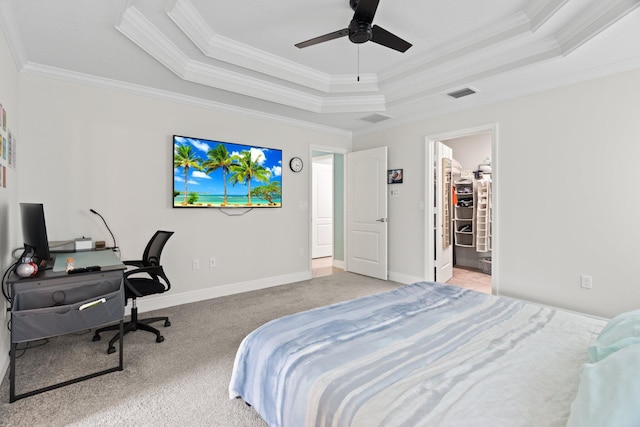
374,0,635,84
525,0,570,31
327,74,379,93
355,54,640,137
382,36,560,104
555,0,640,55
7,0,637,135
168,0,341,93
320,94,386,113
20,62,352,138
117,2,385,113
116,4,191,75
167,0,380,94
115,0,639,118
377,12,533,83
381,0,637,103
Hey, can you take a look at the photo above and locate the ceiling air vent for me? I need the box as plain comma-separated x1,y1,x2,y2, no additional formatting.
447,87,477,99
359,113,392,123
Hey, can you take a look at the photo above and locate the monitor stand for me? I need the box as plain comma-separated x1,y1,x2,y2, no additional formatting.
38,258,54,271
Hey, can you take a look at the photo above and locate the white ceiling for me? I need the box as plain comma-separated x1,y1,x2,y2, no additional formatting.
1,0,640,134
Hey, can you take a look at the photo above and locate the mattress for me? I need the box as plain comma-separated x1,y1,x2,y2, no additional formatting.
229,282,605,427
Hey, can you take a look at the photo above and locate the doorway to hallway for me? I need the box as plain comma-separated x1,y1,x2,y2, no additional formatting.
312,154,334,259
310,148,346,277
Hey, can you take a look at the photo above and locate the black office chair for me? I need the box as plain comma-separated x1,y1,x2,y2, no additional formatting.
93,230,174,354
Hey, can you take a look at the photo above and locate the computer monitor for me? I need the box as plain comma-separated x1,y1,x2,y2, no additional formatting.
19,203,52,268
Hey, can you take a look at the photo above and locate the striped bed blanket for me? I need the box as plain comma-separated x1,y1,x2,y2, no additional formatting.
229,282,604,426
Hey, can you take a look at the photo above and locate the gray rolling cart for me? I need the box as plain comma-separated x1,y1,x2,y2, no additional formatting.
8,254,125,402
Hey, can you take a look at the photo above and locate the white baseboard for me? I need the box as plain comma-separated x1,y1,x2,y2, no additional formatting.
134,270,312,315
333,259,345,270
388,271,423,285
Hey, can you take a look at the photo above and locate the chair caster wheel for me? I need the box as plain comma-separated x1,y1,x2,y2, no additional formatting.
107,346,116,354
164,320,171,327
156,335,165,343
93,334,101,342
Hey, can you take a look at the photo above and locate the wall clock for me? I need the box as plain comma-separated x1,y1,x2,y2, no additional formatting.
289,157,303,172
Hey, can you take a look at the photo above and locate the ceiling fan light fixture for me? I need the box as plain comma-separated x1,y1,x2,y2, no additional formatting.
349,19,373,44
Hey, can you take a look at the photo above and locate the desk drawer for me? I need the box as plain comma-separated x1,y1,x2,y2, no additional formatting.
11,280,124,343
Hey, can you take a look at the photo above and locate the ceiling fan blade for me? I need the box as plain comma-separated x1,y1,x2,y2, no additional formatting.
295,28,349,48
371,25,412,52
353,0,380,23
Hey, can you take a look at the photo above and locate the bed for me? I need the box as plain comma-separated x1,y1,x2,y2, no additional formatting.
229,281,640,426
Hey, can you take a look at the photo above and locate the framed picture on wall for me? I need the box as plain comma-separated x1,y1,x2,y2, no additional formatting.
388,169,403,184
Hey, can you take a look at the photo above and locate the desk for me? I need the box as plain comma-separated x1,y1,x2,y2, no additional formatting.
7,250,126,402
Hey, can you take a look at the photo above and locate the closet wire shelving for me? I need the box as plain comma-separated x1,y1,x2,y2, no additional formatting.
454,180,475,248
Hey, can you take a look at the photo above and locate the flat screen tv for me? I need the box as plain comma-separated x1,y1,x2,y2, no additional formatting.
19,202,52,268
173,135,282,208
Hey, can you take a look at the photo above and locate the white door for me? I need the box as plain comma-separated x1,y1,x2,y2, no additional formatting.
428,141,453,282
312,155,333,258
346,147,388,280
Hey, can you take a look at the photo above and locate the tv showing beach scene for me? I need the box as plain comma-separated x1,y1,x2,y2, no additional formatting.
173,135,282,208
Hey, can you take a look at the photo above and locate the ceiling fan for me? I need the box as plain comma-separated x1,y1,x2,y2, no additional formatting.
295,0,412,53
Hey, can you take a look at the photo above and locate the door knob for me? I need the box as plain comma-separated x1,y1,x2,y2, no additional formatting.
376,218,387,223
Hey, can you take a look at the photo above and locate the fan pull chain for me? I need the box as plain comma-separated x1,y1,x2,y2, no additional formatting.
357,45,360,82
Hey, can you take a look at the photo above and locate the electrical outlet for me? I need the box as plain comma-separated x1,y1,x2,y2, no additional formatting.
209,257,216,268
580,274,593,289
192,259,200,270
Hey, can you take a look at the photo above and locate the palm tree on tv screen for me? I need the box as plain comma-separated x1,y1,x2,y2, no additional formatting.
229,150,271,205
202,144,233,206
174,143,202,205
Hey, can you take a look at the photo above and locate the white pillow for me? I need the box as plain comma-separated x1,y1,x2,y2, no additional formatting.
588,308,640,362
567,344,640,427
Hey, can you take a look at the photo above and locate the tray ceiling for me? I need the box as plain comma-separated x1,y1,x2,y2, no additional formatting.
1,0,639,134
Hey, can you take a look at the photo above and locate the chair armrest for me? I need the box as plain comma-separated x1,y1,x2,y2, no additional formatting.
124,265,171,289
123,260,145,268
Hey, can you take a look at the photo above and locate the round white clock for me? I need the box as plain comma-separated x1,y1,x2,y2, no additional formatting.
289,157,303,172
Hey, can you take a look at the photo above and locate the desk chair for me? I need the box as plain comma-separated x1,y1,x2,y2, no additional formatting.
93,230,174,354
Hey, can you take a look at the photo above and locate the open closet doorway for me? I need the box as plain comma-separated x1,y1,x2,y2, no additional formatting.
311,149,346,278
426,125,496,294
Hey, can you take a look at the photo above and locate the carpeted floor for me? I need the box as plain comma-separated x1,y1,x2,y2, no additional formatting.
0,272,402,426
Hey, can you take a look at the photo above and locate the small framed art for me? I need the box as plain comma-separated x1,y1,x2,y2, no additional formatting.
388,169,403,184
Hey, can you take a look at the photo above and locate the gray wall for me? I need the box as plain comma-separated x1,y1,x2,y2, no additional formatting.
354,67,640,319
